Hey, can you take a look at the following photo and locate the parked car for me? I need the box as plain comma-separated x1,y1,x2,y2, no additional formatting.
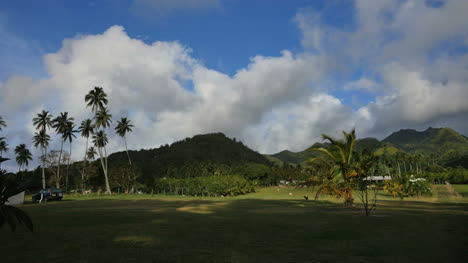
32,188,63,202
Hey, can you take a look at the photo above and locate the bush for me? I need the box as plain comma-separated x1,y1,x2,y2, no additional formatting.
155,175,255,197
384,174,432,199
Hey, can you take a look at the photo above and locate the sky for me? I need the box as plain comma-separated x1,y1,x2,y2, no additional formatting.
0,0,468,171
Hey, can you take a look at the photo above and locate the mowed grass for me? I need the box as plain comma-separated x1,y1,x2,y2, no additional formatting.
1,186,467,263
452,184,468,197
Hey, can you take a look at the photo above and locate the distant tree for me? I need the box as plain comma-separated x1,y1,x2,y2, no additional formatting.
0,115,6,132
42,150,69,188
0,138,9,169
85,87,108,113
63,121,77,192
14,144,33,173
52,112,74,189
115,117,134,165
87,147,97,161
32,110,53,188
93,130,111,194
85,87,112,194
32,131,51,188
79,119,94,193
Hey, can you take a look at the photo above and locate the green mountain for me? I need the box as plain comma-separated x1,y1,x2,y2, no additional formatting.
268,127,468,165
107,133,272,185
267,138,391,165
382,127,468,154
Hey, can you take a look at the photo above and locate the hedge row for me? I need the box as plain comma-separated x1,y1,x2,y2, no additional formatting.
155,175,255,197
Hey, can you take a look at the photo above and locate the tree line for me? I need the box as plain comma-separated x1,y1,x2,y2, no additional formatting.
0,87,134,194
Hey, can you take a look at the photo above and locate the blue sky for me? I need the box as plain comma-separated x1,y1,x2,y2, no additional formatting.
1,0,355,77
0,0,467,170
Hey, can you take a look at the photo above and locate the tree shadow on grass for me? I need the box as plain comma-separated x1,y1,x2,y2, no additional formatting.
2,197,467,263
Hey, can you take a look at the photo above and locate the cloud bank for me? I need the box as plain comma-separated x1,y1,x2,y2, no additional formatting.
0,0,467,171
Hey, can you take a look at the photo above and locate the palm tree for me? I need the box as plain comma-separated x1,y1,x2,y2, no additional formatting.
85,87,108,113
32,110,53,133
14,144,33,172
115,117,134,165
79,119,94,193
93,130,111,193
0,138,9,169
87,147,97,161
33,131,51,188
32,110,53,188
85,87,112,194
63,121,77,192
0,116,6,132
95,109,113,129
52,112,74,188
311,129,358,206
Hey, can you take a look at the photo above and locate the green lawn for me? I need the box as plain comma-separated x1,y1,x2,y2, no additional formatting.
1,186,467,263
452,184,468,197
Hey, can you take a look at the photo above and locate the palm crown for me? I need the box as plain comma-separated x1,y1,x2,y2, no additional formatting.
79,119,94,138
14,144,33,169
33,130,51,149
85,87,108,113
0,116,6,132
33,110,53,132
95,109,112,129
115,117,133,137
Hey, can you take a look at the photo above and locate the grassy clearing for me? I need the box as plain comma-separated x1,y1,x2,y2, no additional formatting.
1,186,467,263
452,184,468,197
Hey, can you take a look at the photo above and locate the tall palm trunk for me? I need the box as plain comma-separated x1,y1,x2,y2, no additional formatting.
41,146,46,188
97,145,111,194
93,110,111,194
57,139,64,188
81,136,88,193
124,135,131,165
66,142,72,192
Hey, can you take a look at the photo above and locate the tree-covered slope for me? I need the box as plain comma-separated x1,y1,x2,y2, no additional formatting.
268,127,468,165
382,127,468,154
267,138,392,165
107,133,272,185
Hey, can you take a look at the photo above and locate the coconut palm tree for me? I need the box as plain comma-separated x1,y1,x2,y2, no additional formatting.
85,87,113,194
52,112,74,188
87,147,97,161
0,115,6,132
32,110,53,188
14,144,33,173
115,117,134,165
95,109,112,129
0,138,9,169
63,121,77,192
93,130,111,193
85,87,108,114
79,119,94,193
33,131,51,188
311,129,358,206
32,110,53,133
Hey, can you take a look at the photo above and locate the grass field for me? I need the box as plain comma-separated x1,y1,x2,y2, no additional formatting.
452,184,468,197
1,186,467,263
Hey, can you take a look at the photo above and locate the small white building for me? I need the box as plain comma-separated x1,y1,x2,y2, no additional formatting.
5,191,25,205
363,176,391,181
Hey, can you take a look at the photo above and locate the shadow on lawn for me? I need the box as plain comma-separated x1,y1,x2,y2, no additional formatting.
3,197,467,263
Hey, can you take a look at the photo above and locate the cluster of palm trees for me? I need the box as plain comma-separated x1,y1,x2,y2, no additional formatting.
1,86,134,195
0,116,33,174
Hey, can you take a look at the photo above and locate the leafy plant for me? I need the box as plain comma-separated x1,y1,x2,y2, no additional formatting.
0,159,33,231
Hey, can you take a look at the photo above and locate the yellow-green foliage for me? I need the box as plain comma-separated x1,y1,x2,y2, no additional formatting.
155,175,255,197
374,146,400,156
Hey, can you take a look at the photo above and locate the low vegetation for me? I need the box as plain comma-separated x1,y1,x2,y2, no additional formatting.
1,186,466,262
